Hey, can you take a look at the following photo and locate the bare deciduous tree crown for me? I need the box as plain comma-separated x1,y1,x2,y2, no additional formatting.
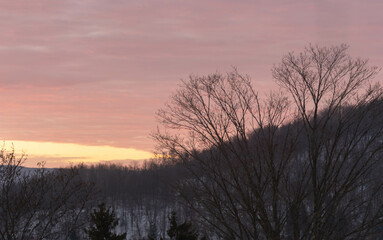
154,44,383,240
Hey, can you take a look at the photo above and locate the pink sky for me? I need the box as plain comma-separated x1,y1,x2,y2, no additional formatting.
0,0,382,166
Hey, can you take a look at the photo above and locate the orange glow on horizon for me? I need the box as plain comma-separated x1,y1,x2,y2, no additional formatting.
4,140,154,168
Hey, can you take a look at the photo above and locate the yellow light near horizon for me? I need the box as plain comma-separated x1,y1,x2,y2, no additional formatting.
3,140,154,168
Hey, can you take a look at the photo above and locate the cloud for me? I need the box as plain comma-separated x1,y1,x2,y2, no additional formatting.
0,45,48,52
0,0,382,167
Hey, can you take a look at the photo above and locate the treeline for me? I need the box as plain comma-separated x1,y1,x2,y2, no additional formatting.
74,161,198,239
0,152,201,240
77,160,183,203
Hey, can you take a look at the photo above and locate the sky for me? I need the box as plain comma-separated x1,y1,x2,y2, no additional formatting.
0,0,382,167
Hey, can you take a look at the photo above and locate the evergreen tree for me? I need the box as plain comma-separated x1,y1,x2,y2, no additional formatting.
69,231,80,240
85,203,127,240
166,211,198,240
147,220,157,240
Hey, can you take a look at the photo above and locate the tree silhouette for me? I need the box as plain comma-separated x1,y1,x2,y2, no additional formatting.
154,44,383,239
166,211,198,240
147,220,158,240
85,203,126,240
0,146,95,240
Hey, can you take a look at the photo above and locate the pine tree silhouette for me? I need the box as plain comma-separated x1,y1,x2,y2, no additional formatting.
85,203,127,240
147,220,158,240
166,211,198,240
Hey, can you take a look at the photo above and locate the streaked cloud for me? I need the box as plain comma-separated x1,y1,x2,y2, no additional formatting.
0,0,382,166
0,45,48,52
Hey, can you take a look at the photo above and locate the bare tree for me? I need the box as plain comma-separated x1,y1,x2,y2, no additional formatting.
154,44,383,240
0,146,95,240
272,44,383,240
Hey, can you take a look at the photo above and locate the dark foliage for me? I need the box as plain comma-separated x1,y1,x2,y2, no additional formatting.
85,203,127,240
147,221,158,240
166,211,198,240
